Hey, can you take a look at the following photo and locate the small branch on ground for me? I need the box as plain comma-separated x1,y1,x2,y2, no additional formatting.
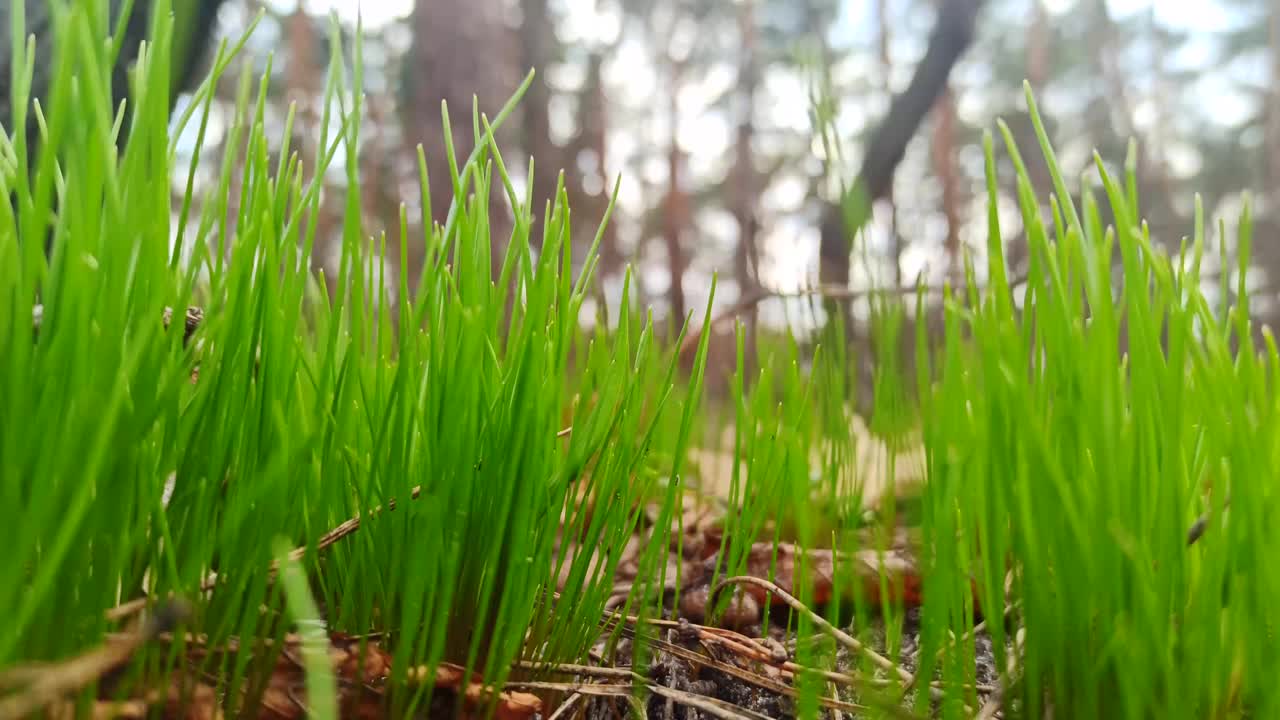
508,673,832,720
710,576,915,687
974,626,1024,720
546,691,585,720
908,597,1021,693
498,680,628,698
595,603,921,719
512,660,631,680
645,681,775,720
593,604,936,702
0,600,190,720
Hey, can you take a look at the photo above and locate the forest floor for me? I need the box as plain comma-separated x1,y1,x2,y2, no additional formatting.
12,421,1011,720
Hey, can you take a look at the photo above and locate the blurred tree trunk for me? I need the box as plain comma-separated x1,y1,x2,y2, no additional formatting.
806,1,847,336
664,57,689,329
877,0,901,288
286,3,318,149
1010,0,1051,277
931,84,962,282
819,0,982,302
1092,1,1181,242
1143,8,1174,212
402,0,515,279
1091,0,1136,145
519,0,562,247
284,3,338,278
574,51,619,273
929,0,963,282
731,0,762,357
1268,0,1280,192
1026,0,1049,92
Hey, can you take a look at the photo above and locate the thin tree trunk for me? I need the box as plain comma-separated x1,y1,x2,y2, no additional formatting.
519,0,562,247
732,1,762,358
1143,8,1174,213
1268,0,1280,191
1026,0,1049,92
285,3,336,280
577,51,619,272
403,0,515,278
877,0,902,288
1094,1,1176,233
819,0,983,300
664,58,689,329
573,50,619,321
285,3,316,118
1092,0,1137,143
1009,0,1051,276
851,0,981,204
931,85,962,281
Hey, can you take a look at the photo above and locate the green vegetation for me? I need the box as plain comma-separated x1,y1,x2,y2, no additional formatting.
1,2,703,715
2,2,1277,719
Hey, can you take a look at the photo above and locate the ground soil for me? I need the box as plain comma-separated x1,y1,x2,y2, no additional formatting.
576,605,1006,720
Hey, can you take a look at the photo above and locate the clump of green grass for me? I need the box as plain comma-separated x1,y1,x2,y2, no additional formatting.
0,0,708,715
696,84,1280,720
913,84,1280,718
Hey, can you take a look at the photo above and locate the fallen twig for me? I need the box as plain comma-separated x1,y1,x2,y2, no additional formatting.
974,627,1024,720
510,674,827,720
545,691,586,720
504,680,628,696
711,576,913,686
711,575,966,714
513,660,631,680
600,615,919,718
906,597,1021,694
645,681,774,720
584,594,928,718
0,600,190,720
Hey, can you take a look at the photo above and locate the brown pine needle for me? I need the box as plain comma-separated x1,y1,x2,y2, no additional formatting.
711,576,913,685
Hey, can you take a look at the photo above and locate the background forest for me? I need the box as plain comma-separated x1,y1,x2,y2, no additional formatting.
176,0,1280,394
